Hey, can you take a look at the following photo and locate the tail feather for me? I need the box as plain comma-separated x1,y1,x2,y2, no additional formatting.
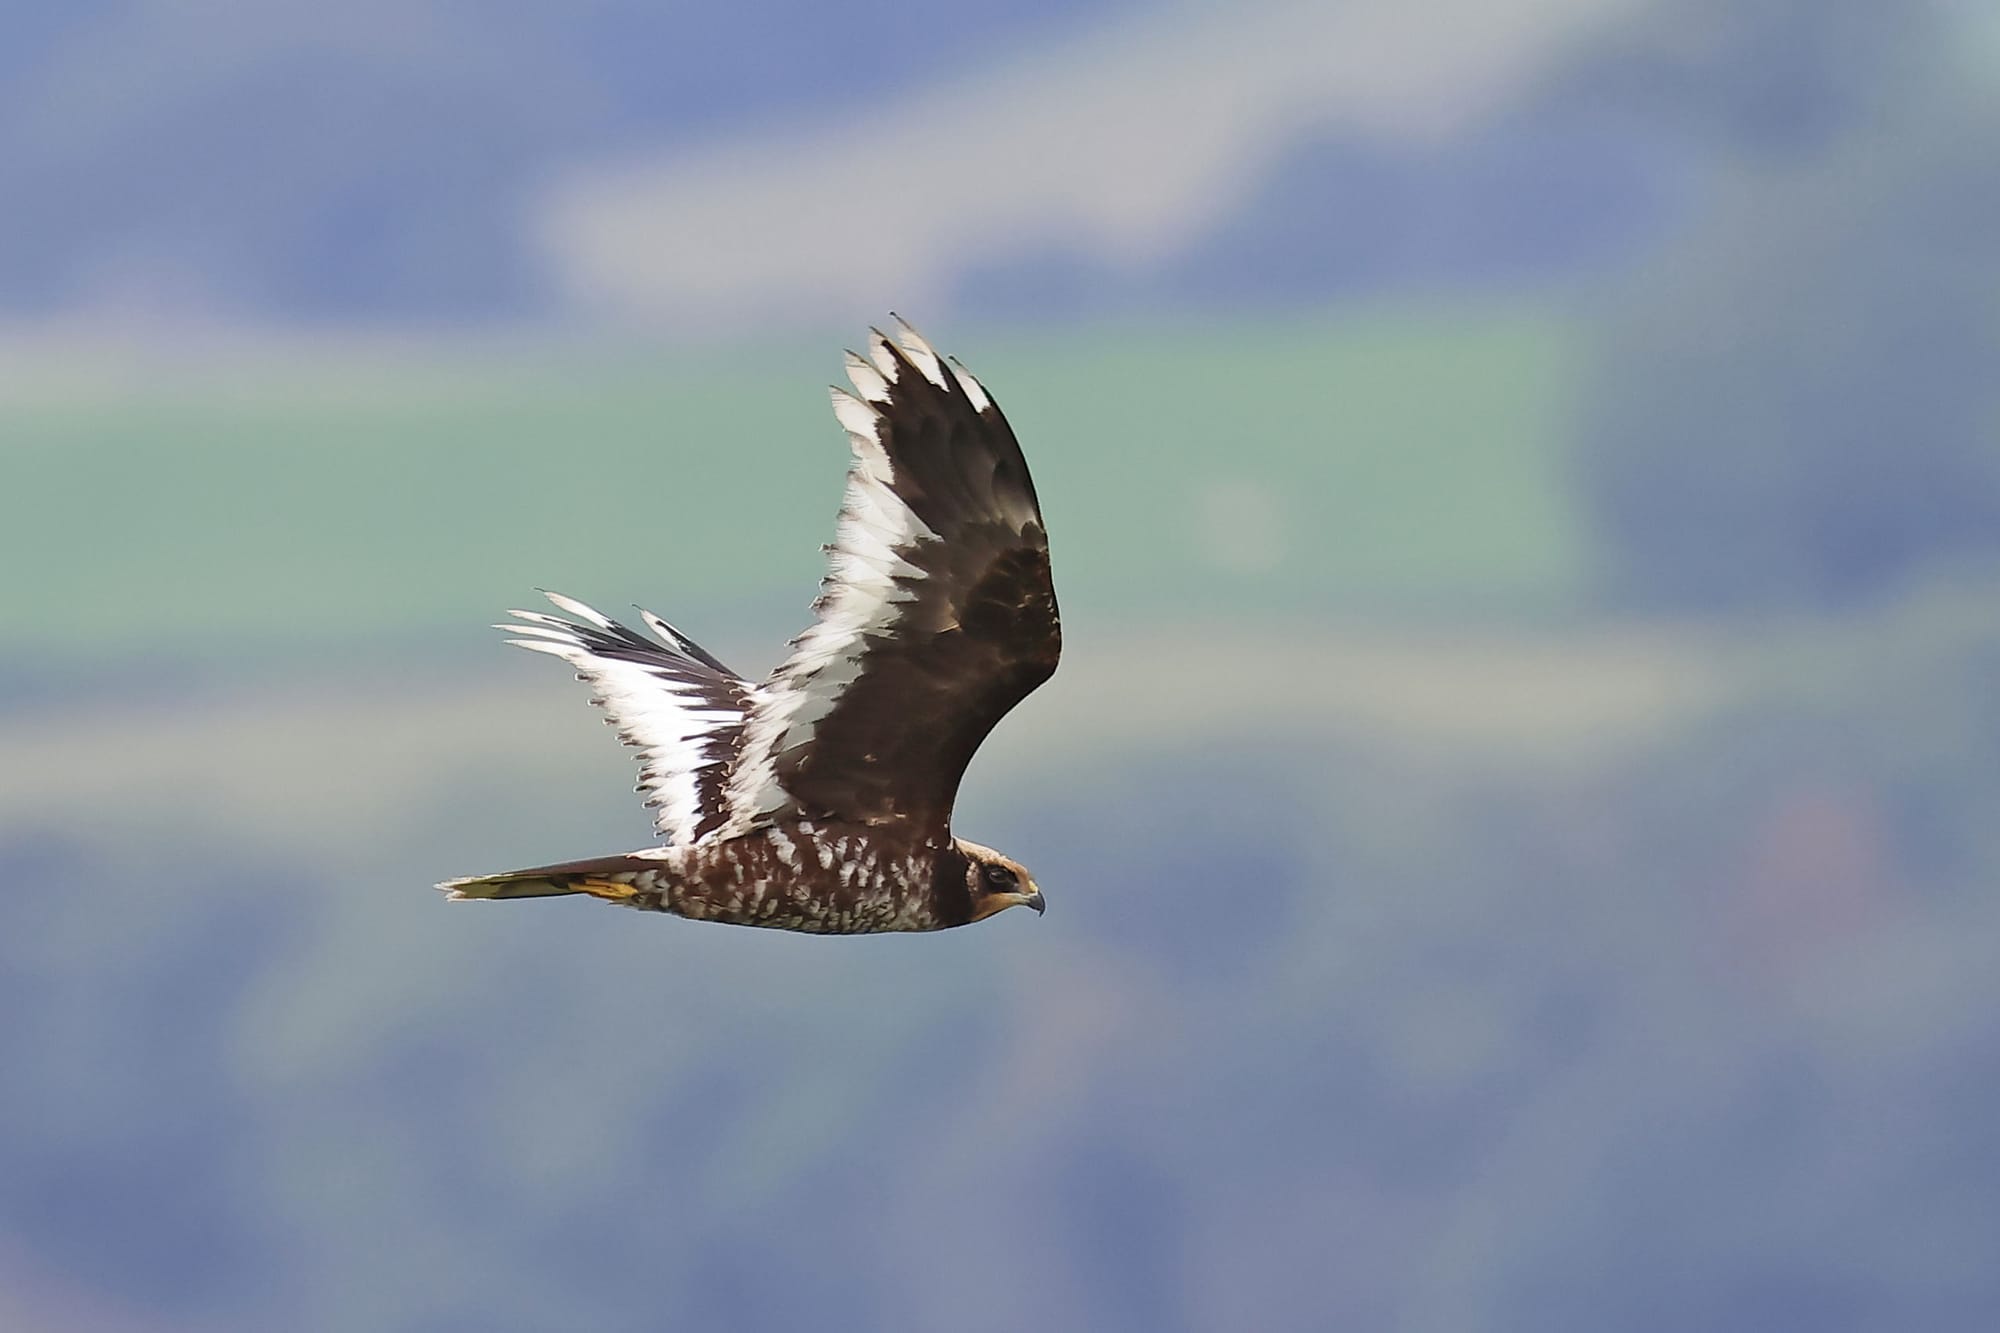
436,873,590,901
435,851,664,902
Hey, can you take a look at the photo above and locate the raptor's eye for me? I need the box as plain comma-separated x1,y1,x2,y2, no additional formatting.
981,863,1016,892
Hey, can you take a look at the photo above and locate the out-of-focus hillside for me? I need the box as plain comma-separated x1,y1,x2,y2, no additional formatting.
0,0,1139,321
4,595,1997,1329
0,0,1714,329
0,307,1578,666
0,0,1962,331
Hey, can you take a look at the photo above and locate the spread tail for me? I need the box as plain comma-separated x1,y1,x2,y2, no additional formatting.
435,852,663,902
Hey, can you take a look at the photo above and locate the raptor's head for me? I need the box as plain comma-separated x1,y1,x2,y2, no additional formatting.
956,838,1046,922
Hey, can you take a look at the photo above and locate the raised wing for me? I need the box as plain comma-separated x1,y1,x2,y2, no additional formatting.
502,592,748,844
725,319,1061,832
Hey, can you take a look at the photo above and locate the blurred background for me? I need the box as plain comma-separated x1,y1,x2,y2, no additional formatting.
3,0,1998,1328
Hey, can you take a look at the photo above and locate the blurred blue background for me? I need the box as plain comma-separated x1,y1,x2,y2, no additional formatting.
4,1,1999,1328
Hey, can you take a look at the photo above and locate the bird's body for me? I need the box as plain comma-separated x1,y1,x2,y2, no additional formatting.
457,828,1020,934
439,319,1058,933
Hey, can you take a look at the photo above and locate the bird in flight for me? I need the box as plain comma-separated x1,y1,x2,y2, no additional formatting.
439,319,1060,933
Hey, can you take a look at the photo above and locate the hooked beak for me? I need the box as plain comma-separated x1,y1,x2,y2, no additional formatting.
1024,885,1046,916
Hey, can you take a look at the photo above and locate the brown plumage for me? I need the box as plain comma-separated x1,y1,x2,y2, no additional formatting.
438,318,1057,932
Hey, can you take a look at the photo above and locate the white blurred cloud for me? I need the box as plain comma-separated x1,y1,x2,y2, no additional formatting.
535,0,1639,329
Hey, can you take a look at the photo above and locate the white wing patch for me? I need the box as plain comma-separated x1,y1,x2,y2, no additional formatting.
947,356,992,413
720,322,968,831
502,593,745,845
891,315,949,389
